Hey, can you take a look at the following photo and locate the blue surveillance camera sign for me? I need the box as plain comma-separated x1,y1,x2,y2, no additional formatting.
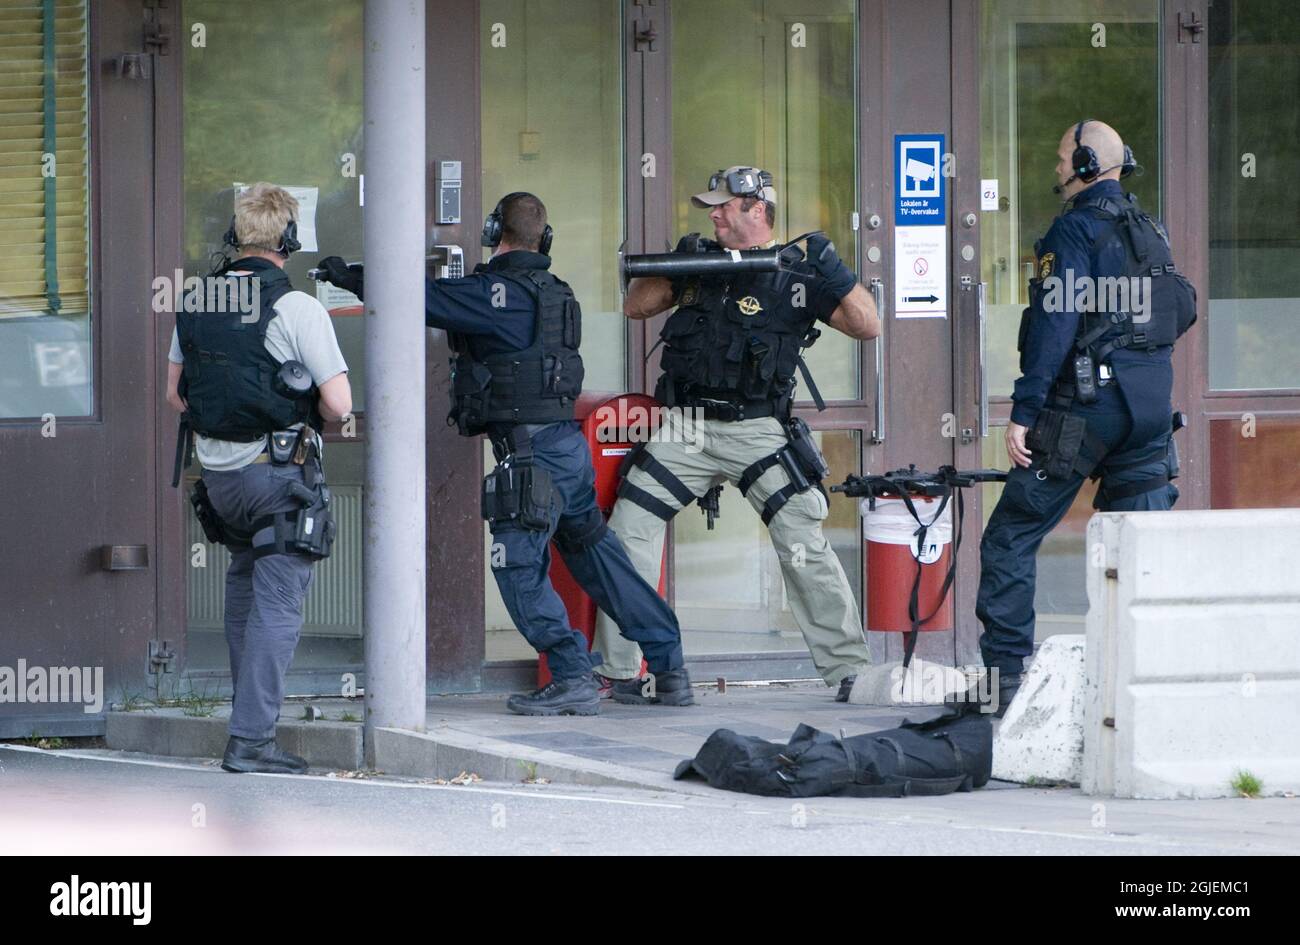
894,134,947,318
895,134,945,225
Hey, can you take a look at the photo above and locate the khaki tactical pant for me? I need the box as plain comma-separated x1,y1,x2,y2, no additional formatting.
592,412,869,686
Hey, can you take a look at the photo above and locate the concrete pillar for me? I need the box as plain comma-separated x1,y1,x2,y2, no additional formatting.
362,0,427,762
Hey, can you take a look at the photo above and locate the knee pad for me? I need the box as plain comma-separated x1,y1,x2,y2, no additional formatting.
554,507,608,553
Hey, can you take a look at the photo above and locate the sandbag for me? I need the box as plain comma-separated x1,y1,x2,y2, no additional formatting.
673,706,992,798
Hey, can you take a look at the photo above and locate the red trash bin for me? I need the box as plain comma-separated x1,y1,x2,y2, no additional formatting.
862,493,955,634
537,392,664,685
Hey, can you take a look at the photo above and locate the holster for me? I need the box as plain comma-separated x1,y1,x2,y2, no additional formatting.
287,484,336,559
785,416,831,485
1026,408,1093,480
481,463,554,532
189,479,229,545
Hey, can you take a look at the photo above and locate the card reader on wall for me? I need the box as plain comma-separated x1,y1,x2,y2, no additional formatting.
428,245,464,280
437,160,462,224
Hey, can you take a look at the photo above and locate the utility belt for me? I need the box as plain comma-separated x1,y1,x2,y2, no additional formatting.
676,394,781,422
616,415,830,530
481,423,557,532
188,426,336,560
1052,340,1170,410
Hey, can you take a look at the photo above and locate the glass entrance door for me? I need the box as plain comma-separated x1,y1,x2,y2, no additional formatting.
977,0,1162,639
667,0,863,655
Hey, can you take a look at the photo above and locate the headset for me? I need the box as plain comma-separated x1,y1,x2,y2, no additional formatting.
481,192,553,256
1054,120,1139,195
223,215,301,258
707,167,774,200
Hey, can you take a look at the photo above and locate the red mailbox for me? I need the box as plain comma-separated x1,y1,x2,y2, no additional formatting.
538,392,664,685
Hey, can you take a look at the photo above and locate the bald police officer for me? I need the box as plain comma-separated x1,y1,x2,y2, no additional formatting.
975,121,1196,715
593,166,879,702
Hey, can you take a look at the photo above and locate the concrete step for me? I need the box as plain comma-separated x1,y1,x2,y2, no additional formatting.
106,710,362,772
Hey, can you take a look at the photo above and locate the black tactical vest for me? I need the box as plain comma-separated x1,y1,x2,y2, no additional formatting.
1018,193,1197,364
656,249,822,413
175,258,320,441
447,267,584,436
1075,193,1197,352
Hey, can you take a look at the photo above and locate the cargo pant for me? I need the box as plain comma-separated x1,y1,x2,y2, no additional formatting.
202,461,317,740
487,421,685,681
976,381,1179,675
592,412,869,687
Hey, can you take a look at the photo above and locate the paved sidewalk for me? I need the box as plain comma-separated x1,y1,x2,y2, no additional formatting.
421,679,1008,783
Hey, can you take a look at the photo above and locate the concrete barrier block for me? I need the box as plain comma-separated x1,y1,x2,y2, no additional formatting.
992,634,1085,784
847,659,970,707
1083,509,1300,799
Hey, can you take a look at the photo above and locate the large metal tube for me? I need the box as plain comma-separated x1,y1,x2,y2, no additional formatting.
623,248,782,282
361,0,427,761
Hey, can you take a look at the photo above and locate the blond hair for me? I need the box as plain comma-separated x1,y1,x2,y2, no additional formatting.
234,182,299,253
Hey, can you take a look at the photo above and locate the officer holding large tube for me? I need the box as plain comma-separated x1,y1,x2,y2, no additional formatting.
594,166,880,703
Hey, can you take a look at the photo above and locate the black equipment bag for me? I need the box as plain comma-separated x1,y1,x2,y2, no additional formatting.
673,706,992,798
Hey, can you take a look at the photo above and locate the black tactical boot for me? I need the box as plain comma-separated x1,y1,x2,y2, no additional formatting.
834,674,858,703
221,735,309,774
945,669,1022,718
612,668,695,706
993,672,1023,719
506,674,600,716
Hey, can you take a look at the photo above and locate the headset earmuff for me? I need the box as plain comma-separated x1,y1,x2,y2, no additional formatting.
1120,144,1138,179
279,219,301,257
1071,119,1102,183
482,191,552,254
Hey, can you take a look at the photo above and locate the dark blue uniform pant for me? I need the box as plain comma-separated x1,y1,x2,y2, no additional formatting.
489,422,684,681
976,390,1178,675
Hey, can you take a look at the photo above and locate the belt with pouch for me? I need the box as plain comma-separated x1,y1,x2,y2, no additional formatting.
489,422,556,463
255,428,317,466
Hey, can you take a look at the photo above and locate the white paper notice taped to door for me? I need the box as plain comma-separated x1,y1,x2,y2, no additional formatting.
894,225,947,318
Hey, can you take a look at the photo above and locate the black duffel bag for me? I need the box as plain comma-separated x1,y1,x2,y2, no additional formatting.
673,707,992,798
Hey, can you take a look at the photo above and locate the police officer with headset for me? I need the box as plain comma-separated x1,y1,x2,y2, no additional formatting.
594,166,880,701
318,192,689,716
168,183,352,773
975,120,1196,714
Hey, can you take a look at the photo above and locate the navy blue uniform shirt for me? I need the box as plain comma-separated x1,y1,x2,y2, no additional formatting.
424,249,547,352
1012,179,1170,428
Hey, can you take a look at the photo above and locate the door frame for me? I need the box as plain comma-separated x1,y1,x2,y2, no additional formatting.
0,0,161,735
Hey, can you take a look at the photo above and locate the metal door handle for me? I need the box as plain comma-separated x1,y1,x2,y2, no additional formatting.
870,277,885,444
977,280,989,438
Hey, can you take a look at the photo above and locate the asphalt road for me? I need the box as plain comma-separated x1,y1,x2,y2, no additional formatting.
3,745,1295,856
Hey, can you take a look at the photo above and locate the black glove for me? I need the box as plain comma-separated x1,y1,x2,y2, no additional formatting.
674,232,720,254
805,234,857,300
317,256,364,301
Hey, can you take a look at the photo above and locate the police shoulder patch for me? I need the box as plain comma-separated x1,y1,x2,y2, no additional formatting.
1038,252,1055,280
